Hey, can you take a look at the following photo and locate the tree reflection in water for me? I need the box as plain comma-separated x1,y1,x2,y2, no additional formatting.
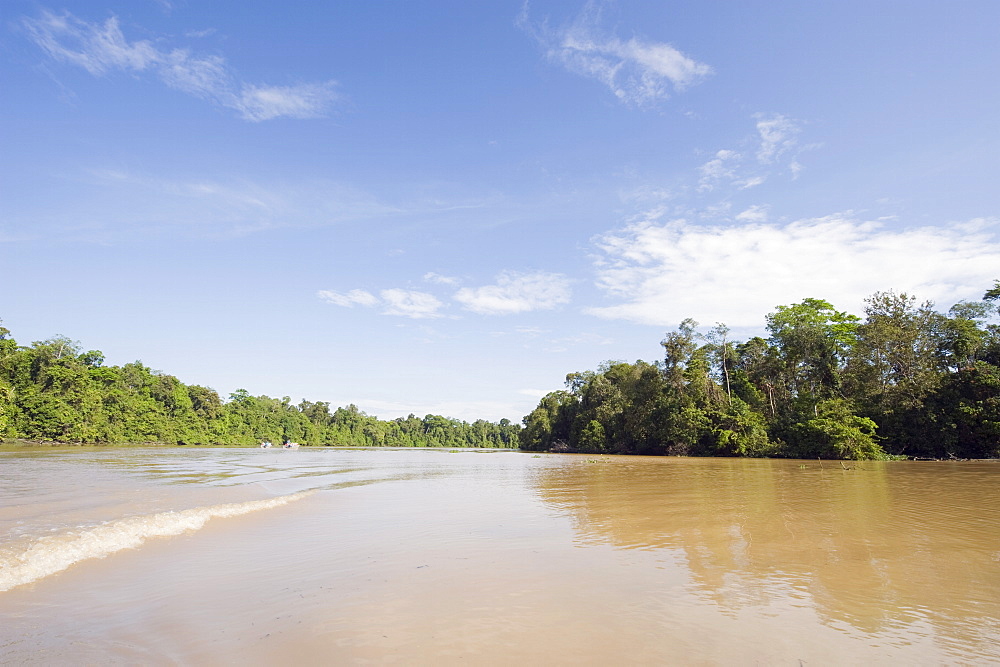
531,456,1000,650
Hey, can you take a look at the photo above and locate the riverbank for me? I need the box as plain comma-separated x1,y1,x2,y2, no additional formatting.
5,438,999,461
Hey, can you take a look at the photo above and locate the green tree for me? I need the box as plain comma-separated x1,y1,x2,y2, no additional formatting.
938,301,991,370
788,399,884,460
766,298,859,412
578,419,607,453
710,396,773,457
920,362,1000,459
0,323,18,436
661,319,699,390
520,390,578,451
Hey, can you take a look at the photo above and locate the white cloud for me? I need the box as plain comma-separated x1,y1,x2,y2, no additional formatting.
735,205,769,223
755,113,801,164
737,176,766,190
318,287,444,319
318,270,573,321
519,3,711,106
587,215,1000,328
236,82,340,122
454,271,572,315
699,202,732,220
24,12,158,74
317,289,378,308
423,272,460,286
618,184,675,206
379,289,445,319
22,9,340,121
698,149,741,191
158,49,229,98
692,114,805,194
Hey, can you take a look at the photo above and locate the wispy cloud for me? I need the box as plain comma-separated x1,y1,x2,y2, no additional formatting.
24,11,158,74
587,214,1000,327
5,167,515,243
696,114,805,192
737,176,766,190
61,169,399,239
317,289,379,308
236,82,339,122
318,288,445,319
698,149,741,192
454,271,572,315
156,49,229,98
319,270,573,319
755,113,802,164
22,9,340,121
735,204,769,223
380,289,445,319
423,272,460,286
518,1,711,106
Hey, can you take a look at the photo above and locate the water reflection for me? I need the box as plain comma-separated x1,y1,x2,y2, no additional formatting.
531,456,1000,655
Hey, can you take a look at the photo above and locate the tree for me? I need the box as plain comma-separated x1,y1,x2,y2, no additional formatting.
578,420,607,453
847,291,943,416
705,323,734,405
0,323,18,436
982,279,1000,305
710,396,772,457
920,362,1000,459
788,399,884,460
0,321,520,448
661,319,699,389
520,390,578,451
938,301,991,370
766,298,859,412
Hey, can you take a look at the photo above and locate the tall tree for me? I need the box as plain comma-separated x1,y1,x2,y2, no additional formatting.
765,298,859,412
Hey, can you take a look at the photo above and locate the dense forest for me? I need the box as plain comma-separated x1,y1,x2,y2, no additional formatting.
520,286,1000,460
0,323,519,448
6,284,1000,458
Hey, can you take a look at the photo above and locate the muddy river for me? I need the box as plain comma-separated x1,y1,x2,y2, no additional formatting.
1,447,997,664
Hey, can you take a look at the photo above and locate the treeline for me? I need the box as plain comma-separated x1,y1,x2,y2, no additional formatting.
0,325,519,448
521,287,1000,460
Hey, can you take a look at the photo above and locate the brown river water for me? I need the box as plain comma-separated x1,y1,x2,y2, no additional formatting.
1,447,998,665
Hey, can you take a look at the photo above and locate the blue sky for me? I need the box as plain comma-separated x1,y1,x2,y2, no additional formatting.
3,1,1000,422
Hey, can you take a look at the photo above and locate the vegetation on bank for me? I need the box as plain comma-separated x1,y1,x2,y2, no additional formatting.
0,324,519,448
6,282,1000,459
520,286,1000,460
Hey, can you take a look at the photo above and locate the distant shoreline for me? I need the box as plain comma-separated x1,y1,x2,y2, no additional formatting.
0,439,514,451
3,439,998,462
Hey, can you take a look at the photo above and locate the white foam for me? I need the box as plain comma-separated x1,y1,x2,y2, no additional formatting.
0,491,312,592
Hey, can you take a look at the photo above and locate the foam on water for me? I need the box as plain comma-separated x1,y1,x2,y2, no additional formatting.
0,490,312,592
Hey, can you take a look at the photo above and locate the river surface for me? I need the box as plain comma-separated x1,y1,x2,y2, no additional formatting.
1,447,998,665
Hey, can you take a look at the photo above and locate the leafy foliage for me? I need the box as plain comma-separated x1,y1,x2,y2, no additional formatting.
0,321,519,448
521,287,1000,460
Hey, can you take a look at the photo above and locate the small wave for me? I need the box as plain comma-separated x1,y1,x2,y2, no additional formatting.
0,491,312,593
